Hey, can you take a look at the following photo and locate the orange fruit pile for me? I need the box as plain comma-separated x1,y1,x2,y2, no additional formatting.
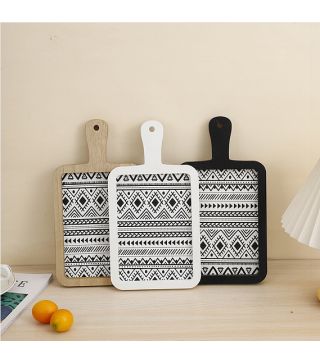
32,300,73,332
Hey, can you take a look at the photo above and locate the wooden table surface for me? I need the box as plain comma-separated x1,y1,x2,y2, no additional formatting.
1,260,320,341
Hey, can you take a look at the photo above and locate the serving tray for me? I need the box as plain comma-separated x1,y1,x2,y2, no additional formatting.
53,119,134,286
108,121,201,290
183,116,267,284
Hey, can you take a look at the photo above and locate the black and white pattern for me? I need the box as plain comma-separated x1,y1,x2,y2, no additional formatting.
62,172,110,278
198,169,259,276
115,173,194,281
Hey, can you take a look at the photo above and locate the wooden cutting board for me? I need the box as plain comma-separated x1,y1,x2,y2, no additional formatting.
183,116,267,284
108,121,201,290
53,119,134,287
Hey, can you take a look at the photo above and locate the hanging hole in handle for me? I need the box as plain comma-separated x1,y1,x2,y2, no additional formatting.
149,126,155,132
93,125,99,131
217,121,223,128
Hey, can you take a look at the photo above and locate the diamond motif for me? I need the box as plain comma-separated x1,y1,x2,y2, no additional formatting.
196,169,260,277
117,198,124,207
217,241,224,250
152,198,159,207
134,198,142,207
200,241,207,250
234,242,241,250
251,242,258,250
169,198,177,207
97,196,104,205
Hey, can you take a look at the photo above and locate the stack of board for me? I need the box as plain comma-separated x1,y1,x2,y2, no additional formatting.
53,117,267,289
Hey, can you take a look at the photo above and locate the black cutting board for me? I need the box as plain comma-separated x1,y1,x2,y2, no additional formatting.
183,116,267,284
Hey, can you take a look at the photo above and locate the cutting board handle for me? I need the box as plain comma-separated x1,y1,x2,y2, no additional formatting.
141,120,163,166
85,119,108,167
209,116,232,162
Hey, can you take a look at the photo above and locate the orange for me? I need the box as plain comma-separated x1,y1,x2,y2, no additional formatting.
50,309,73,332
317,286,320,301
32,300,58,324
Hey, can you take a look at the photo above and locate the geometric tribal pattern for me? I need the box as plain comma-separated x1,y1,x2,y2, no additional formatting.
198,169,259,276
115,173,194,282
62,172,110,278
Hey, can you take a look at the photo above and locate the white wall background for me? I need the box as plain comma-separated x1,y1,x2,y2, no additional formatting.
1,23,320,265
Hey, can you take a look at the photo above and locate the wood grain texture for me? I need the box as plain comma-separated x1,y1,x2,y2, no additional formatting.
2,260,320,341
53,119,134,287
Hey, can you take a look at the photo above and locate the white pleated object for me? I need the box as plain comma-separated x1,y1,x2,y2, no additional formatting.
282,158,320,248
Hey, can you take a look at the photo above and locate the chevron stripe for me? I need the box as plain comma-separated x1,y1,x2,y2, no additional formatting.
198,169,258,181
119,268,193,282
116,173,190,183
118,257,193,267
65,265,110,278
199,184,258,192
117,220,192,227
65,254,110,263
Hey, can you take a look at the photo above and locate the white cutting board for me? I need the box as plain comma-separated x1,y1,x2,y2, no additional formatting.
108,121,201,290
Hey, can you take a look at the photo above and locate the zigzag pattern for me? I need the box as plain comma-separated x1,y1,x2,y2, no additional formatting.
62,172,110,278
199,183,258,192
65,254,110,263
119,267,193,281
198,169,259,276
119,207,191,221
116,173,190,183
202,265,259,276
65,265,109,278
62,172,109,182
117,220,192,228
198,169,258,181
119,257,193,266
115,173,194,282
